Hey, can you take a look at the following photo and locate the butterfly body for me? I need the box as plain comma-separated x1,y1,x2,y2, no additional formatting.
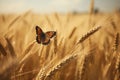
35,26,56,45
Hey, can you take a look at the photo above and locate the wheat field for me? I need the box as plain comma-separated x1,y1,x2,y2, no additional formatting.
0,9,120,80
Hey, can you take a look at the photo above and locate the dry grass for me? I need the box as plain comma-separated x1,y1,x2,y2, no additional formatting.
0,10,120,80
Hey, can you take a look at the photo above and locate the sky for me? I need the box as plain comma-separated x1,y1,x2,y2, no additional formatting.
0,0,120,13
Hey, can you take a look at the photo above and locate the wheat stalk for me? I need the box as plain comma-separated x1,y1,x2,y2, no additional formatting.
54,34,57,54
113,33,119,52
18,40,36,64
78,26,101,43
114,33,120,80
0,42,7,56
44,53,77,80
11,68,39,79
115,52,120,80
89,0,94,27
68,27,77,39
111,20,117,30
0,35,8,56
5,38,16,57
78,55,88,80
89,0,94,15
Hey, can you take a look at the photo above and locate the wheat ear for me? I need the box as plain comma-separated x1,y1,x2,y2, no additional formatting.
44,53,77,80
78,26,101,43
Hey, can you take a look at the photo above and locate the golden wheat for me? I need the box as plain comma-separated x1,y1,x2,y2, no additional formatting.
0,10,120,80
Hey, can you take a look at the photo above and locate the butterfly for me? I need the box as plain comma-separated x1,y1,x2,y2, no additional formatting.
35,26,56,45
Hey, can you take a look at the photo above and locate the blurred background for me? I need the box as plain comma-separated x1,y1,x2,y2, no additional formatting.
0,0,120,80
0,0,120,14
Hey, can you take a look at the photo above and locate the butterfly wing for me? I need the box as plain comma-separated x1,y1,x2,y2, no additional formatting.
45,31,56,38
36,36,41,43
36,26,43,35
41,31,56,45
35,26,44,44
